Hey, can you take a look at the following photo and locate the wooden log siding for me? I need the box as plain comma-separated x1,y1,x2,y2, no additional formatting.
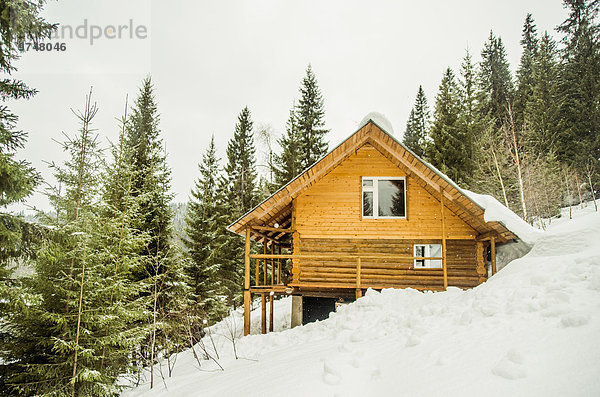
294,145,478,240
295,238,479,290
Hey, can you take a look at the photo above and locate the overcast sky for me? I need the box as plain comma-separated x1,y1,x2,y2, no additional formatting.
8,0,568,212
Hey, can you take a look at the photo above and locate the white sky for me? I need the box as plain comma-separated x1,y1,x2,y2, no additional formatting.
7,0,568,212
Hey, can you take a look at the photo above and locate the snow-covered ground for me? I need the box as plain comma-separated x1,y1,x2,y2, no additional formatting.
125,203,600,397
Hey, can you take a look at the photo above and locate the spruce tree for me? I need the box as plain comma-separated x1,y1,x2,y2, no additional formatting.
479,31,514,128
402,85,429,157
525,32,560,153
273,104,303,186
457,49,479,176
224,107,258,215
0,0,53,346
514,13,539,126
184,136,227,322
122,78,187,383
428,68,468,183
125,77,173,262
296,64,329,169
219,107,258,307
556,0,600,170
4,91,145,396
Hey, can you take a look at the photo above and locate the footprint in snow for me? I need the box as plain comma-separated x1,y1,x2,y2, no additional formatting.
560,313,589,328
492,348,527,380
405,334,421,347
322,360,342,386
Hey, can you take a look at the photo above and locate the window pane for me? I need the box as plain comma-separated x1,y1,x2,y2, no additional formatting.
429,244,442,268
363,191,373,216
415,245,425,267
377,179,405,217
362,179,373,187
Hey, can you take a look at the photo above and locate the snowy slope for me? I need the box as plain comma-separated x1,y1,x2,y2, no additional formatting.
125,203,600,397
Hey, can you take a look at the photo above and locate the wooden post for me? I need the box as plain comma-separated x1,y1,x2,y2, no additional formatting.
490,236,497,276
269,293,274,332
292,231,301,284
261,293,267,334
277,245,281,284
263,242,267,285
255,259,260,286
244,228,251,336
355,257,362,299
271,243,275,285
440,189,448,290
476,241,486,283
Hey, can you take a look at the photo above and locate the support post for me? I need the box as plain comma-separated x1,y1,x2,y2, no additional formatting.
255,259,259,286
355,257,362,299
490,236,497,275
269,293,274,332
263,242,267,285
244,228,251,336
271,244,275,285
440,189,448,290
277,245,281,284
476,241,486,283
261,293,267,334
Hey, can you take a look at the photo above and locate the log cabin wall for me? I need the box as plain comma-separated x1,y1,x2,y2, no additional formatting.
292,143,482,290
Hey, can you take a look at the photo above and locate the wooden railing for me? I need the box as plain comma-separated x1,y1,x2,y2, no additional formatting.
248,253,446,297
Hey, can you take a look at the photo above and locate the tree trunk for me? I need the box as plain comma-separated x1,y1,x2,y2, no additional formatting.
490,143,510,209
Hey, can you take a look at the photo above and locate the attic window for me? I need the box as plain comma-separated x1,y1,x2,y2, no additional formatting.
362,177,406,218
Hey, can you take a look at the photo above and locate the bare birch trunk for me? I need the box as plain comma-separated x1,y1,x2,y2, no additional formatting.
587,167,598,211
490,142,510,209
564,168,572,219
575,173,583,208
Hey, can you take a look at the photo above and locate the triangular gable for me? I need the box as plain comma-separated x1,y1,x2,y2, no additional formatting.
227,119,518,243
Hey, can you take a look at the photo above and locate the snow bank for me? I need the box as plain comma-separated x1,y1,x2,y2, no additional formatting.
464,189,543,245
126,204,600,397
358,112,394,135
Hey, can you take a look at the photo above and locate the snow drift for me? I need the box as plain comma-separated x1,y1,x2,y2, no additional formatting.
126,203,600,397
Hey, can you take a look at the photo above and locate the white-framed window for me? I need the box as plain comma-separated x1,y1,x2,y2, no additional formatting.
362,177,406,218
413,244,442,269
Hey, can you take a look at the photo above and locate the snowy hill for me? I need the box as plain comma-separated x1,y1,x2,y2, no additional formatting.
125,203,600,397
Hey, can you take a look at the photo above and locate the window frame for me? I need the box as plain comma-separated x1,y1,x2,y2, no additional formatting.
413,244,443,269
361,176,407,219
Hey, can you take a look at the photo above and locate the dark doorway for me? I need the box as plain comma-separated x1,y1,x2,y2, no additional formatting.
302,296,336,325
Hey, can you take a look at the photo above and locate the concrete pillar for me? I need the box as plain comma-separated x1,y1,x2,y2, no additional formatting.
291,295,303,328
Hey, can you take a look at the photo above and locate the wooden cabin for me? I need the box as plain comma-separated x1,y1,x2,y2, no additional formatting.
227,118,519,336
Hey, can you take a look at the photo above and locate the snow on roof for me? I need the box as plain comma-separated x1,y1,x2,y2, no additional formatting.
358,112,394,135
463,189,543,245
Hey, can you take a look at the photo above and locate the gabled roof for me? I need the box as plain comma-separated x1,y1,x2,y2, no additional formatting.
227,118,518,243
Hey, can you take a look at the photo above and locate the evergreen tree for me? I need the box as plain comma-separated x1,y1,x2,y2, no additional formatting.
296,64,329,169
219,107,258,307
125,77,173,262
184,136,227,322
457,49,480,177
4,91,146,396
224,107,258,215
514,13,539,126
122,78,187,384
525,32,560,153
402,85,429,157
556,0,600,170
0,0,53,346
428,68,468,183
273,104,302,186
479,31,514,128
